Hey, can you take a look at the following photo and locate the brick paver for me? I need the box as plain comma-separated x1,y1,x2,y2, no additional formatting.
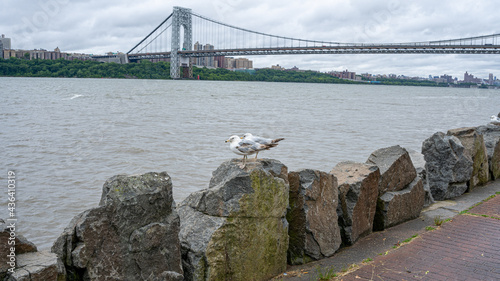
468,195,500,219
338,195,500,281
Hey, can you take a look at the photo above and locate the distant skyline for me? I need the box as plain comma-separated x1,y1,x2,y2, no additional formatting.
1,0,499,78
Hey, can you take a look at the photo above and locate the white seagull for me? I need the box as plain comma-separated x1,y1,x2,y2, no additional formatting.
490,115,500,125
242,133,285,159
225,135,278,167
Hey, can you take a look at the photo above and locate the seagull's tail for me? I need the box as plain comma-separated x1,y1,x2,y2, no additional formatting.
271,138,285,144
261,143,279,150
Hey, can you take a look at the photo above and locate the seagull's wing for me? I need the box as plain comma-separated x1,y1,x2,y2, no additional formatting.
235,139,260,154
249,136,272,145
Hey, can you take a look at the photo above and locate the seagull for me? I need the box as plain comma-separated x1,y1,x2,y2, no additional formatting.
242,133,285,159
491,115,500,125
225,135,277,167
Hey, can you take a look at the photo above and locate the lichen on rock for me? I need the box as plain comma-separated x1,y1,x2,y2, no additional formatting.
178,159,289,281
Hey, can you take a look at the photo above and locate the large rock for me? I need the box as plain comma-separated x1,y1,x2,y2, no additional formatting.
422,132,473,201
52,172,183,281
447,127,490,188
330,162,380,246
373,177,425,231
477,124,500,180
178,159,289,281
6,251,66,281
287,169,341,265
408,149,434,207
366,145,417,196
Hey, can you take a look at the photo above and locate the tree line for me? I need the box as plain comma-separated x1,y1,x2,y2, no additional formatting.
0,58,448,87
0,58,171,79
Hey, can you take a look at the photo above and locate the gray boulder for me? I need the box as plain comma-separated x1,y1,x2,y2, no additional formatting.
422,132,473,201
366,145,417,196
447,127,490,188
366,146,426,231
178,159,289,281
373,177,425,231
477,124,500,180
287,169,341,265
408,149,434,206
52,172,183,281
330,162,380,245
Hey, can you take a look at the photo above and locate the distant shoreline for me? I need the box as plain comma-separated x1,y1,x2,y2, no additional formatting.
0,58,491,88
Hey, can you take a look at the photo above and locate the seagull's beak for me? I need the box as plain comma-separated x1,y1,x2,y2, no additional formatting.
225,139,230,143
240,136,244,139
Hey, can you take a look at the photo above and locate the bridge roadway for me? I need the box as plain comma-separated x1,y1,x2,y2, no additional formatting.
126,44,500,61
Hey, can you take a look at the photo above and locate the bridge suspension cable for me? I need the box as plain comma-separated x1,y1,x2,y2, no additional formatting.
127,13,173,54
122,6,500,79
190,12,341,50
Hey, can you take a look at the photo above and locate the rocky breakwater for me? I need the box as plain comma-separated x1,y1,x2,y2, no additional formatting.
366,145,425,231
178,159,289,281
287,169,342,265
52,172,183,281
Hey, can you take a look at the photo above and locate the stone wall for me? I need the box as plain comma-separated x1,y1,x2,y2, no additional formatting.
9,123,499,281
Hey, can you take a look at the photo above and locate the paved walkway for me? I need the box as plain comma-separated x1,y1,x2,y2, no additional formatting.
274,181,500,281
339,196,500,280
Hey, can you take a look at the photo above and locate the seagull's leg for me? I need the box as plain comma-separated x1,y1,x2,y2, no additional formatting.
240,155,247,168
254,151,259,160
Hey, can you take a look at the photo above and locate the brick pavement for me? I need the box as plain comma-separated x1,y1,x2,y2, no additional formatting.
337,194,500,281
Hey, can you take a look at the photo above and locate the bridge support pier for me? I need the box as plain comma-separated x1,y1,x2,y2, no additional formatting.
171,6,192,79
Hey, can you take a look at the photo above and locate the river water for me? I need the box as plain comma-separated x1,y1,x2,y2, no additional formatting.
1,77,498,250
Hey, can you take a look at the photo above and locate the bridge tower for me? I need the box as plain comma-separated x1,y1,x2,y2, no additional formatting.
171,6,193,79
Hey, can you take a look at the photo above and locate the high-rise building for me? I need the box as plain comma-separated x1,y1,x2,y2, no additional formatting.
224,57,235,69
214,56,225,69
192,42,217,68
0,34,12,59
234,57,252,69
193,41,203,66
440,74,453,84
489,73,494,85
204,44,215,68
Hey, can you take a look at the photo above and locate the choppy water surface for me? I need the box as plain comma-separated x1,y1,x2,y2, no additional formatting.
1,77,498,249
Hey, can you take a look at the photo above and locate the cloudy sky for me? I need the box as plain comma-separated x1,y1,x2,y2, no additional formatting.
1,0,499,79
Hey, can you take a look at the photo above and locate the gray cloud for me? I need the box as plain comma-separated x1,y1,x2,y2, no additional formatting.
0,0,498,78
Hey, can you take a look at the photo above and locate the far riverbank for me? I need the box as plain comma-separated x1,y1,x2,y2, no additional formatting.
0,57,472,87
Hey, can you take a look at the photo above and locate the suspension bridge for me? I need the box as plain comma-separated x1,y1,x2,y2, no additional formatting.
108,6,500,79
